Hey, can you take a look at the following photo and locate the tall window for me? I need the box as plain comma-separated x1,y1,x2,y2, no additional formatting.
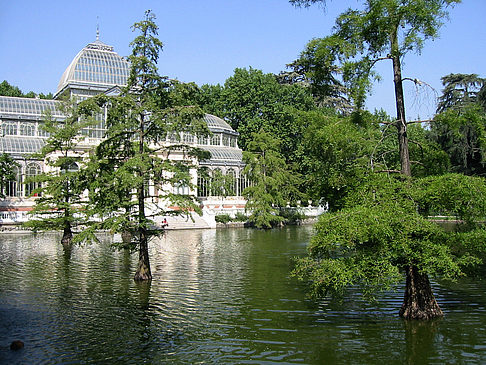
226,169,236,196
20,123,35,136
238,171,247,196
198,136,208,145
183,132,194,144
197,169,210,198
222,134,229,146
6,167,21,197
210,134,220,146
25,162,42,197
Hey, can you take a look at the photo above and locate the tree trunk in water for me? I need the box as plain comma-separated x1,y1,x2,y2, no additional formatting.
121,230,132,246
399,265,443,320
61,221,72,247
133,229,152,281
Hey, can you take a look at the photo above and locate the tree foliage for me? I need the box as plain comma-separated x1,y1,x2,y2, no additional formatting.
290,0,465,319
80,11,210,280
0,153,18,199
0,80,53,99
430,73,486,176
294,174,486,311
197,67,316,164
23,100,98,245
242,129,301,228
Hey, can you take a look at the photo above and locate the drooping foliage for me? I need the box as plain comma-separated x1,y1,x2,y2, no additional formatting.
242,129,301,228
294,173,486,319
289,0,466,319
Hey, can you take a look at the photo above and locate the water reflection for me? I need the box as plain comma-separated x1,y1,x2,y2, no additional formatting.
1,226,486,364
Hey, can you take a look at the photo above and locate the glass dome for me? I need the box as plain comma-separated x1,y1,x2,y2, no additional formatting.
56,39,130,96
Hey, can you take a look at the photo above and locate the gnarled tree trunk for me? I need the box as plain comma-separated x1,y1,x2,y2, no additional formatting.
399,265,443,320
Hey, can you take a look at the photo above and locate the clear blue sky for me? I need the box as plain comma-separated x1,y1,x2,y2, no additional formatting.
1,0,484,120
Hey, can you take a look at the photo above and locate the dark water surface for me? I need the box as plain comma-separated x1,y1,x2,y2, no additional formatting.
1,226,486,364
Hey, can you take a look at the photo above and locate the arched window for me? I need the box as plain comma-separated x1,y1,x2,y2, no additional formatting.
2,121,18,136
210,168,224,196
210,134,221,146
25,162,42,197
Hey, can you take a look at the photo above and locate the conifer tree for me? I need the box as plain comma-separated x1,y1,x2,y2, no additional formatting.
23,100,98,246
81,11,210,281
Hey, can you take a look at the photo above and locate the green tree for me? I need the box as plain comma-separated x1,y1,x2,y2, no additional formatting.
430,73,486,176
294,173,486,319
437,73,485,113
0,153,18,198
0,80,53,99
242,129,301,228
199,67,315,164
297,109,379,210
291,0,461,319
0,80,23,97
81,11,210,281
23,100,97,246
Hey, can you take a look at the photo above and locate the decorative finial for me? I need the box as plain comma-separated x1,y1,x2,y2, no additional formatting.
96,16,100,41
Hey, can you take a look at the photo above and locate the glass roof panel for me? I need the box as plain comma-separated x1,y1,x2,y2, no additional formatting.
0,96,62,118
0,137,45,154
201,146,243,162
204,114,238,135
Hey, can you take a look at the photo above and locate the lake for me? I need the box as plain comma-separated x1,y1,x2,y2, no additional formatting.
1,226,486,364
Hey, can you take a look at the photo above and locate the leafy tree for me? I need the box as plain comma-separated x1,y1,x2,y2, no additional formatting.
81,11,210,281
0,80,53,99
297,109,379,210
0,153,18,198
430,73,486,175
291,0,461,319
291,0,460,176
0,80,23,97
285,37,356,113
294,173,486,320
437,73,485,113
242,129,301,228
23,100,98,246
198,67,315,164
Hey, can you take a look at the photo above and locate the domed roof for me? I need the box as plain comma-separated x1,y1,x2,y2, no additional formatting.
56,39,130,95
204,114,238,135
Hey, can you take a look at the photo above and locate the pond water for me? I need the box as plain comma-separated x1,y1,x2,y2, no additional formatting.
1,226,486,364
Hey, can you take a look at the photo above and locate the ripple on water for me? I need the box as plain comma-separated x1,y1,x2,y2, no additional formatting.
1,228,486,364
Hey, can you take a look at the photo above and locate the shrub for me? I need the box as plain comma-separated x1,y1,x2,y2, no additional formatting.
234,212,248,222
215,214,232,224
